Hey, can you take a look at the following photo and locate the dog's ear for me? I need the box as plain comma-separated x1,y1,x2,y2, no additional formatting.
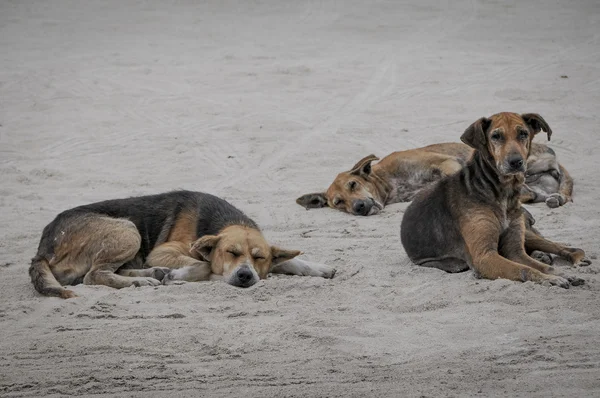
461,117,491,152
270,246,302,266
296,192,328,209
190,235,221,261
350,154,379,177
522,113,552,141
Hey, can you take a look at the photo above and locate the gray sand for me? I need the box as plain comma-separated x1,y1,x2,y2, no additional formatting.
1,1,599,397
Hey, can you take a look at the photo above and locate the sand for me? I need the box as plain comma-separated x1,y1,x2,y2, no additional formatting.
1,1,600,397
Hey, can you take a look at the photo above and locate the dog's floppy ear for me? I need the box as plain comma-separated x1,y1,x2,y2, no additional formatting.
190,235,221,261
296,192,328,209
461,117,491,152
350,154,379,177
522,113,552,141
270,246,302,266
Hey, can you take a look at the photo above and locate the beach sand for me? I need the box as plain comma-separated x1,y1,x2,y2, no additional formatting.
1,1,599,396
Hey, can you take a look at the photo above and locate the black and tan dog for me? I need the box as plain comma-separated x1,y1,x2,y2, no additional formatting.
297,137,573,216
400,112,590,288
29,191,336,298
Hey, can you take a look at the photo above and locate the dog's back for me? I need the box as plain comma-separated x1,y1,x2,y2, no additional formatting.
35,190,257,262
30,191,259,297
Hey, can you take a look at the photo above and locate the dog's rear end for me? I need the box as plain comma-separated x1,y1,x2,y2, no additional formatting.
522,143,573,208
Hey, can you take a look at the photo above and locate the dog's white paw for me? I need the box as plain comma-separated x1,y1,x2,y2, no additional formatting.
132,277,162,287
545,193,565,208
542,275,570,289
318,265,336,279
161,269,188,285
162,270,182,285
148,267,171,281
302,263,336,278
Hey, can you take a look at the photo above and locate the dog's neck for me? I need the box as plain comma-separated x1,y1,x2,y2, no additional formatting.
468,151,524,203
372,163,440,204
370,166,395,205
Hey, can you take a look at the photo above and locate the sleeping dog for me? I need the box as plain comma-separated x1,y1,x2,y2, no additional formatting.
29,191,336,298
297,139,573,216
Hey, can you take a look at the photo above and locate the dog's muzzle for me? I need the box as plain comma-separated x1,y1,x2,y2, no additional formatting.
501,154,526,175
352,198,382,216
226,265,259,288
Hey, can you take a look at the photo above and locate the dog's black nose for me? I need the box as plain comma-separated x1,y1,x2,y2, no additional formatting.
352,200,371,216
236,267,253,283
508,155,524,171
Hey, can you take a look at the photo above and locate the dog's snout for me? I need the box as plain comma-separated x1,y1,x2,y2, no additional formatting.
236,267,253,283
352,199,371,216
507,154,525,172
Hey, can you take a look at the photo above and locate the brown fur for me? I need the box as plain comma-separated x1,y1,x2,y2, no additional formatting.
30,191,335,298
298,136,573,215
400,113,589,288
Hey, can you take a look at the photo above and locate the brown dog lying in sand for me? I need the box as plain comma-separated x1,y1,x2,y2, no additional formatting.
400,112,590,288
29,190,336,298
297,131,573,216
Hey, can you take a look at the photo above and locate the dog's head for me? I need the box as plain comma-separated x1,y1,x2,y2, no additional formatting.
190,225,300,288
296,154,385,216
461,112,552,176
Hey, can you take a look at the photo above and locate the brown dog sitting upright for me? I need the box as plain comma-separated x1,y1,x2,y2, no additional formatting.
297,138,573,216
400,113,590,288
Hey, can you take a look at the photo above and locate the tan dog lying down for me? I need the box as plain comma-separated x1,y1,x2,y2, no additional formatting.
30,191,336,298
298,131,572,216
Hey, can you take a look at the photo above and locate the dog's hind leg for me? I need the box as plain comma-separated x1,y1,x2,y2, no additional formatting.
81,217,162,288
437,158,464,177
417,258,470,273
524,230,591,267
498,220,585,286
547,163,574,208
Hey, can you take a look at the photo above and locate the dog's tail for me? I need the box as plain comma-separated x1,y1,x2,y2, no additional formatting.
558,163,574,203
29,255,77,299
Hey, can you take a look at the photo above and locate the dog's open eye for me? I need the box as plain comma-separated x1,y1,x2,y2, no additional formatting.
348,181,359,191
491,131,502,141
518,131,529,140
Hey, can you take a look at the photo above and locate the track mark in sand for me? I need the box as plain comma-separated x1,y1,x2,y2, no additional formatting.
215,59,396,191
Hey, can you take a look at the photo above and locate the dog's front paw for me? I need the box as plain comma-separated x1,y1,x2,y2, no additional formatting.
161,269,186,285
567,275,585,286
149,267,171,281
545,193,566,208
542,275,570,289
565,248,590,266
574,257,592,267
132,277,162,287
319,266,336,279
531,250,553,265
